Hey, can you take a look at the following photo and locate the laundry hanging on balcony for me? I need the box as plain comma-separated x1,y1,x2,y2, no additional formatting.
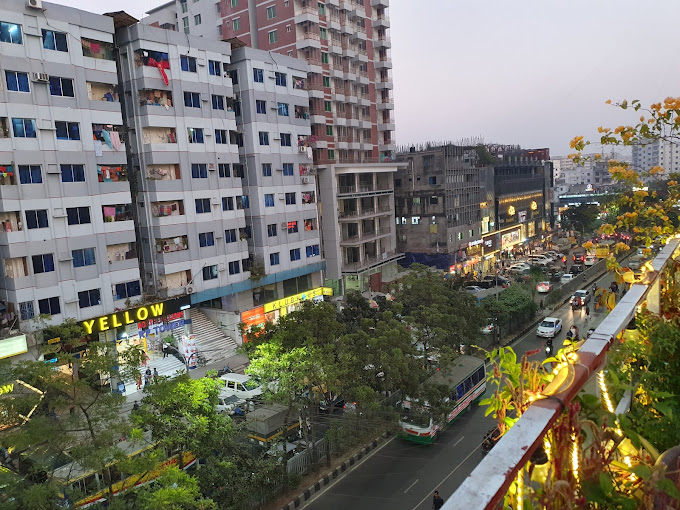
101,129,113,149
109,130,121,151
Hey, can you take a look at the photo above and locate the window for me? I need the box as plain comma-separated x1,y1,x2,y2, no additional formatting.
183,17,189,33
270,252,280,266
25,210,48,229
326,125,333,136
55,121,80,141
208,60,221,76
259,132,269,145
195,198,211,214
19,301,34,321
228,261,240,275
194,14,202,25
72,248,96,268
236,195,250,209
411,216,421,225
225,229,237,243
287,26,292,33
203,265,218,280
233,164,245,178
0,22,23,45
275,72,287,87
277,103,289,117
215,129,228,144
280,133,292,147
18,165,42,184
38,297,61,316
266,5,276,18
413,197,421,205
218,164,231,178
469,229,474,238
49,76,74,97
287,220,298,233
321,52,328,64
231,0,238,6
306,244,320,257
180,55,197,72
5,71,29,92
256,100,267,114
32,254,55,274
285,192,296,205
328,149,335,160
78,289,101,309
61,164,85,183
264,193,275,207
429,176,437,185
113,280,141,300
290,248,301,261
232,18,240,31
318,2,326,15
212,94,224,110
184,91,200,108
457,232,463,241
267,223,277,237
12,118,36,138
268,30,278,44
320,28,327,40
262,163,272,177
181,0,187,12
188,128,204,143
395,178,402,187
67,207,91,225
282,163,294,176
253,68,264,82
191,163,208,178
324,100,332,112
41,29,67,52
323,76,330,87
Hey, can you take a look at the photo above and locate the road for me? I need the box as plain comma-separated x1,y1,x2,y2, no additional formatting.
304,271,617,510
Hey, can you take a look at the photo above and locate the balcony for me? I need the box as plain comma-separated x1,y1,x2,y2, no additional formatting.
294,106,310,120
370,0,389,6
342,250,402,273
107,242,138,271
87,81,119,111
374,36,391,49
142,127,178,150
151,200,185,219
294,4,320,24
139,89,173,109
82,38,115,61
337,184,393,196
374,58,392,69
102,204,133,223
373,15,390,28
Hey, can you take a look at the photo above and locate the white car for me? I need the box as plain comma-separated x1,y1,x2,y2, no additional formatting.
584,255,597,267
537,317,563,338
217,394,245,414
219,373,263,401
481,322,496,335
536,281,552,293
560,273,575,285
508,263,531,275
464,285,484,293
527,256,552,267
544,251,560,259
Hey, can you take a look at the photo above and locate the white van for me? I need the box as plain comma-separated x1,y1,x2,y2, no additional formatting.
527,255,551,267
219,373,263,401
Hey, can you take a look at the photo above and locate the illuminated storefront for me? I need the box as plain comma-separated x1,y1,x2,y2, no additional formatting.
241,287,333,336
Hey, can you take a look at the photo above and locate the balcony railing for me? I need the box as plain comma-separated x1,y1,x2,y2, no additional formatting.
449,239,680,509
342,250,401,272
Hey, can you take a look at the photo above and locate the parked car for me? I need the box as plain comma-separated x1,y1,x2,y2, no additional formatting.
584,255,597,267
527,255,552,267
560,273,575,285
536,281,552,293
570,264,585,275
217,394,245,415
508,263,531,274
219,373,263,401
537,317,563,338
479,276,510,289
570,289,591,307
464,285,484,293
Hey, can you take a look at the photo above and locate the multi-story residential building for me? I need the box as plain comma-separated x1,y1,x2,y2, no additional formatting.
393,144,493,273
632,138,680,178
0,0,141,350
144,0,401,294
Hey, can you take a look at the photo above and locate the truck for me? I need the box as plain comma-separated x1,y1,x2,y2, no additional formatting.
245,404,300,447
595,239,615,258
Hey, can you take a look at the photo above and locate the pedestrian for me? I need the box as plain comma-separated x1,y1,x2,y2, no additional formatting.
136,373,143,391
132,401,139,412
432,490,444,510
153,367,159,381
162,340,169,358
585,305,590,322
144,368,152,387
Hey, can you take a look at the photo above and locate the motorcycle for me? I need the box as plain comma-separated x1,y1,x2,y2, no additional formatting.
216,365,232,377
545,339,554,357
482,427,501,455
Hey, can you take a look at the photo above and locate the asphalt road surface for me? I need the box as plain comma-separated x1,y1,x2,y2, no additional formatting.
303,271,617,510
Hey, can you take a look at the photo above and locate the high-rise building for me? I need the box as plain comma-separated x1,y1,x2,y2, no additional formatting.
144,0,402,294
0,0,141,335
632,139,680,177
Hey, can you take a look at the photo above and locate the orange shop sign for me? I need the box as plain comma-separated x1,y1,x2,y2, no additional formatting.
241,306,266,335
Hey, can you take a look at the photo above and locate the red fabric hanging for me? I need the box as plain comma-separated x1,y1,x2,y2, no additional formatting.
156,62,169,85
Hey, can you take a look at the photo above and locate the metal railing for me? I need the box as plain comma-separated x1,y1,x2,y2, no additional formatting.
449,239,680,509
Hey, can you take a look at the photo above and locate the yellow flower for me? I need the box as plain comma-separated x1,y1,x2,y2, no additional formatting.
595,154,602,159
606,99,612,105
614,126,625,134
640,116,645,122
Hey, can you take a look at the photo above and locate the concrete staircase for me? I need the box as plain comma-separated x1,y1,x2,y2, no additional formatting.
121,352,186,396
184,308,239,364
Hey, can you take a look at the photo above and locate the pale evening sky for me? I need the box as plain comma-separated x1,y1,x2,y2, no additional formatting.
50,0,680,156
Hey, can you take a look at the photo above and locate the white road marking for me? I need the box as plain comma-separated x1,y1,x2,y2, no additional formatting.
452,436,464,447
403,478,420,494
410,446,480,510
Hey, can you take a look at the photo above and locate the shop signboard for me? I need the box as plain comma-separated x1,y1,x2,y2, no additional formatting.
501,228,522,250
138,319,185,339
482,233,498,254
0,334,27,360
263,287,333,314
241,306,266,338
80,296,190,335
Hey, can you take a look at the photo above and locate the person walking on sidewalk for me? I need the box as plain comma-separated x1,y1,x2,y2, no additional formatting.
153,367,159,382
136,373,143,391
162,340,169,359
433,490,445,510
585,305,590,322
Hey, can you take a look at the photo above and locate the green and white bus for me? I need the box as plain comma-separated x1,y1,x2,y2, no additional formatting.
399,355,486,444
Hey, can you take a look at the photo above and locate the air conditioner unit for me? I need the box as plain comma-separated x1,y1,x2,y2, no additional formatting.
58,252,73,261
27,0,43,9
211,197,219,205
32,72,49,82
208,163,215,170
218,263,226,272
278,193,285,201
281,222,288,229
301,176,310,184
185,284,196,294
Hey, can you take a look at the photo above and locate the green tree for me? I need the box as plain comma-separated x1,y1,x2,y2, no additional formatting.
134,466,215,510
561,203,600,234
481,284,537,335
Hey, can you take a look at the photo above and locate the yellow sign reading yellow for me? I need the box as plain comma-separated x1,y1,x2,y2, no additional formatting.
263,287,333,313
82,303,165,335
